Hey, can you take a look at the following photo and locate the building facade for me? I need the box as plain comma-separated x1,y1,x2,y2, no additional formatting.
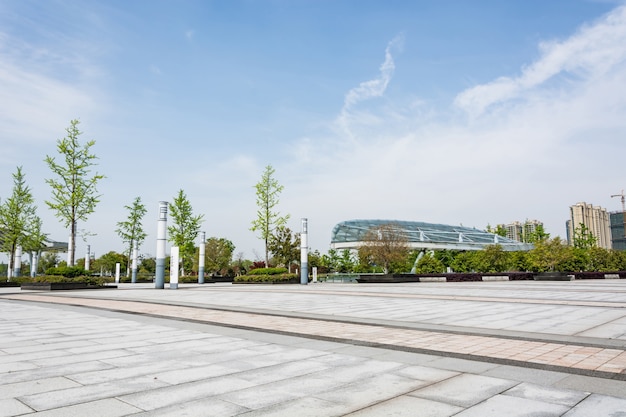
568,202,612,249
610,211,626,250
499,220,544,243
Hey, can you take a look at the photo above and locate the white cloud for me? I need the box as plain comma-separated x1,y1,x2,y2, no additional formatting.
454,4,626,117
336,35,404,140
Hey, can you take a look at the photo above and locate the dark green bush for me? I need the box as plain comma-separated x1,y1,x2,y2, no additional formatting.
248,267,288,276
44,266,88,278
234,273,297,283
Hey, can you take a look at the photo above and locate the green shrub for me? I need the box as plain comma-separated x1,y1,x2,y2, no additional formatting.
248,267,288,276
234,273,297,283
45,266,88,278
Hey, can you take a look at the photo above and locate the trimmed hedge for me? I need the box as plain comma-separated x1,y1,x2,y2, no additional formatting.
45,266,88,278
234,273,297,283
247,267,288,276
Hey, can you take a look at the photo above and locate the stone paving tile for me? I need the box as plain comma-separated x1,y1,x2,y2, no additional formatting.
503,382,589,406
314,372,432,411
0,398,34,417
453,394,570,417
345,395,464,417
127,397,250,417
0,376,81,400
20,398,142,417
118,375,256,411
562,393,626,416
18,375,169,411
409,374,518,408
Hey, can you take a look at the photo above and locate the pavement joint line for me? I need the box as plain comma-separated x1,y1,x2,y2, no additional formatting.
4,293,626,381
184,286,626,309
6,291,625,351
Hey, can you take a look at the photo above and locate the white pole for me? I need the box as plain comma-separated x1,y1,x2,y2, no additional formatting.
131,240,138,283
198,231,206,284
155,201,168,289
300,218,308,285
170,246,179,289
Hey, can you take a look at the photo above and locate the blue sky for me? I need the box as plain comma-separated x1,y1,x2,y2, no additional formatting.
2,0,626,262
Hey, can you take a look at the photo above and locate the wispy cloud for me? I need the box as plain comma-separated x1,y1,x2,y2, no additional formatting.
336,35,404,140
454,4,626,117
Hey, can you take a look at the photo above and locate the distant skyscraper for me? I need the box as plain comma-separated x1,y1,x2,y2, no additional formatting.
568,202,611,249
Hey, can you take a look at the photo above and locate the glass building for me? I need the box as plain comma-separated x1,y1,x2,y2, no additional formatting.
331,219,534,252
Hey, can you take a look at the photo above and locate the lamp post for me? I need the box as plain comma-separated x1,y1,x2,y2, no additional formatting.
300,218,308,285
155,201,168,289
198,231,206,284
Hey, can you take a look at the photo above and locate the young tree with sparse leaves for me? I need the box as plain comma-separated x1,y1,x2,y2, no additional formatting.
251,165,290,267
0,166,43,279
45,119,104,266
168,189,204,276
116,196,148,276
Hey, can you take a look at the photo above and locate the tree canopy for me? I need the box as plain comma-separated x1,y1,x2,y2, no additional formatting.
168,189,203,276
250,165,289,267
0,166,43,278
44,119,104,265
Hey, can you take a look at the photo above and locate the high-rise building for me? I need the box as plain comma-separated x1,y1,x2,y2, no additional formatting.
610,211,626,250
499,220,544,243
568,202,611,249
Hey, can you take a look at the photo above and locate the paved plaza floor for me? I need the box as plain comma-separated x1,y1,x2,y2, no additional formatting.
1,280,626,416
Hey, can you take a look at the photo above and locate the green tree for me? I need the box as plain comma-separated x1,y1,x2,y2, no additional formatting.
357,223,410,274
449,251,476,272
168,189,204,276
528,237,570,272
268,226,300,272
486,224,507,237
251,165,290,267
44,119,104,266
116,196,148,276
573,223,597,249
414,253,445,273
474,245,510,273
526,224,550,243
338,249,357,273
0,167,43,279
38,252,59,273
320,249,340,272
92,251,126,276
203,237,236,274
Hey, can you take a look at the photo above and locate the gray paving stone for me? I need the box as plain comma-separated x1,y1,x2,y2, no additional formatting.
128,397,249,417
562,393,626,416
0,376,81,400
20,398,142,417
504,382,589,406
482,365,568,385
393,365,459,382
410,374,518,408
454,394,570,416
0,398,33,417
236,396,349,417
346,395,464,417
322,357,404,383
315,373,432,410
426,357,500,374
118,375,255,411
0,360,115,385
68,360,194,385
19,375,169,411
555,375,626,399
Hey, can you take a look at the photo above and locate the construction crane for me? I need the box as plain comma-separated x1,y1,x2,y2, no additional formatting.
611,190,626,249
612,189,626,212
